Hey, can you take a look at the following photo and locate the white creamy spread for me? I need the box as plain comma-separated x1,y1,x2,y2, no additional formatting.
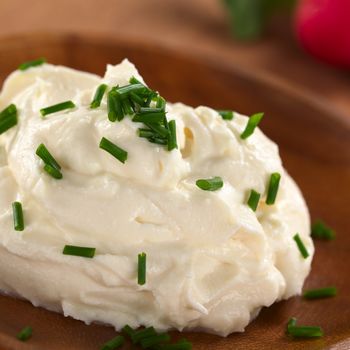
0,60,313,336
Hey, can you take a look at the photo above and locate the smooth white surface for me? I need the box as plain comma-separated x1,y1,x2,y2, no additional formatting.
0,60,313,336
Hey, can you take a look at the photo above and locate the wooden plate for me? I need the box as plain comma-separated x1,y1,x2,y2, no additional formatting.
0,33,349,350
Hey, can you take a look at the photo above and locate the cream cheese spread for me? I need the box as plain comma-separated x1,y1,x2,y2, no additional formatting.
0,59,313,336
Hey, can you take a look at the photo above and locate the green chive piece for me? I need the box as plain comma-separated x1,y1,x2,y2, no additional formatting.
117,83,149,97
293,233,309,259
129,76,143,85
122,325,136,339
303,286,337,299
130,91,145,106
40,100,75,117
311,220,335,240
131,326,156,344
36,143,61,170
12,202,24,231
168,120,177,151
196,176,223,191
240,112,264,139
138,128,157,139
16,326,32,341
0,104,18,135
63,245,96,258
266,172,281,205
121,99,134,116
217,110,234,120
140,333,171,348
99,137,128,164
157,339,192,350
288,325,323,338
148,137,168,145
247,189,260,211
18,58,46,71
90,84,107,109
287,317,297,332
138,252,146,286
144,122,169,138
44,163,63,179
156,96,166,110
100,335,124,350
107,90,123,122
133,112,166,123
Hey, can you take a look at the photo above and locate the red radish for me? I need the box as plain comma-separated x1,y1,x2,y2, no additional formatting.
295,0,350,68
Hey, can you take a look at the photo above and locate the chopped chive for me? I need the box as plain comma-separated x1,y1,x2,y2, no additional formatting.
99,137,128,164
12,202,24,231
140,333,171,348
129,76,143,85
129,91,145,106
18,58,46,71
138,128,157,139
288,325,323,338
148,137,168,145
138,107,164,114
144,122,169,138
0,103,17,119
90,84,107,109
287,317,297,332
40,100,75,117
107,90,123,122
63,245,96,258
117,83,149,97
16,326,32,341
121,99,134,116
138,252,146,285
157,339,192,350
133,112,166,123
0,104,18,135
44,163,63,179
168,120,177,151
131,327,156,344
217,110,234,120
293,233,309,259
122,325,136,339
247,189,260,211
100,335,124,350
311,220,335,240
156,96,166,110
196,176,223,191
303,286,337,299
240,112,264,139
35,143,61,170
266,172,281,205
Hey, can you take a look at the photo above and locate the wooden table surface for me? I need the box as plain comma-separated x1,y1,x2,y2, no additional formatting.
0,0,349,120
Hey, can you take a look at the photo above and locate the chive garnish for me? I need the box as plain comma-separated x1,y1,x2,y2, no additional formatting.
16,326,32,341
266,172,281,205
303,286,337,299
100,335,124,350
138,252,146,286
18,58,46,71
90,84,107,109
131,326,156,344
12,202,24,231
148,137,168,145
44,163,63,179
288,325,323,338
0,104,18,135
122,325,136,339
311,220,335,240
217,110,234,120
168,120,177,151
293,233,309,259
196,176,223,191
247,189,260,211
36,143,61,170
156,96,166,110
107,89,123,122
287,317,297,331
99,137,128,164
240,112,264,139
63,245,95,258
140,333,171,348
40,100,75,117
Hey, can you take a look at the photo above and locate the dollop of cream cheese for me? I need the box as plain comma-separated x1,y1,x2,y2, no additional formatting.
0,60,313,336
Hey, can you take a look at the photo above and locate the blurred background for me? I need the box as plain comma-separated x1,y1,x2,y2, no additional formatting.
0,0,349,117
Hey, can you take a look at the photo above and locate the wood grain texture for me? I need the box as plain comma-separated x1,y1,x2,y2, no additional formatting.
0,33,349,350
